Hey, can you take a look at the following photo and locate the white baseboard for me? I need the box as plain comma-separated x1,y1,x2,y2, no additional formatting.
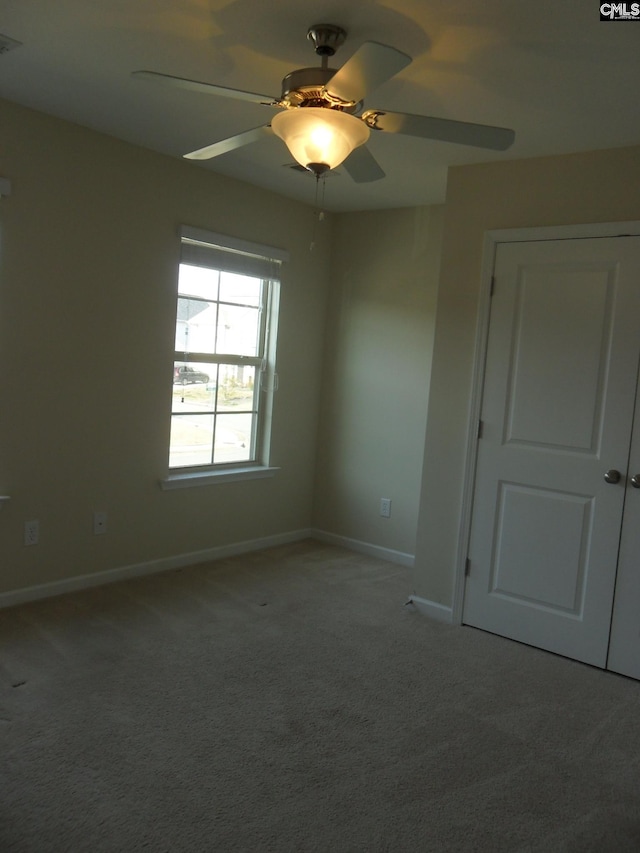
409,594,455,624
0,528,416,610
0,529,313,610
311,529,414,568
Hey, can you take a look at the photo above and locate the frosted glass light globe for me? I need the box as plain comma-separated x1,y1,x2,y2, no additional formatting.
272,108,370,174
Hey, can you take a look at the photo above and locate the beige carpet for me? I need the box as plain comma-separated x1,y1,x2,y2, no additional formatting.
2,539,640,852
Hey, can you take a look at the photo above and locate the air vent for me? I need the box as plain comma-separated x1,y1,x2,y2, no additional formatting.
0,34,23,55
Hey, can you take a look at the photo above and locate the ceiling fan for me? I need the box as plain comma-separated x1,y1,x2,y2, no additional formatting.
132,24,515,183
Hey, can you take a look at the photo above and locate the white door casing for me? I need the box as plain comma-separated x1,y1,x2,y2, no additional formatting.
607,384,640,678
462,235,640,668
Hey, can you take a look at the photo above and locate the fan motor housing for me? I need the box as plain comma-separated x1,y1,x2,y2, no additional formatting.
280,67,359,111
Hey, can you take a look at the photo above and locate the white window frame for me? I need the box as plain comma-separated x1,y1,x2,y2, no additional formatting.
161,227,287,490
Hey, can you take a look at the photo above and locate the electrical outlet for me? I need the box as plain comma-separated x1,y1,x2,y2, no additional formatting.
93,511,107,535
24,520,39,546
380,498,392,518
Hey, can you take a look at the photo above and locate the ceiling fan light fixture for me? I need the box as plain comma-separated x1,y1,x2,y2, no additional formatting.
271,107,369,175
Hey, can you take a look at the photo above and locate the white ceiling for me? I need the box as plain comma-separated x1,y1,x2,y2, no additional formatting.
1,0,639,212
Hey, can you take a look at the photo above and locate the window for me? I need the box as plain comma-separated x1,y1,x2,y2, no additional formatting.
167,227,286,479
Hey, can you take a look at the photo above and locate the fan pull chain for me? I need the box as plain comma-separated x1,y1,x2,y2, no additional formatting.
310,173,327,252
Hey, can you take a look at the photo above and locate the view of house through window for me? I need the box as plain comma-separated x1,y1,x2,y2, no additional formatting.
169,228,284,470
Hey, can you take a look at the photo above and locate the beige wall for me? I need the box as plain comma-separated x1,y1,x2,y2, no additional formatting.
0,98,332,594
313,206,443,556
414,145,640,607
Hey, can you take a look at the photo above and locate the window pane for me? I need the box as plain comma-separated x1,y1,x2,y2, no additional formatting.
217,304,260,356
178,264,219,299
169,414,214,468
219,272,261,306
217,365,256,413
172,362,218,412
213,413,254,464
176,297,217,354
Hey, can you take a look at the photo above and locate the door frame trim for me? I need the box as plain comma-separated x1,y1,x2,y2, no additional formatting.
452,220,640,625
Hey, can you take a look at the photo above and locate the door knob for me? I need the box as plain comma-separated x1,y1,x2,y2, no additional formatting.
604,469,621,484
631,474,640,489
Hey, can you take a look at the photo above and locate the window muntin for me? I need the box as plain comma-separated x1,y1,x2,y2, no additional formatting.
169,229,285,473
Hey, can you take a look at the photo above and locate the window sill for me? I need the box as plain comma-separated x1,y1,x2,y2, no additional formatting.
160,466,280,490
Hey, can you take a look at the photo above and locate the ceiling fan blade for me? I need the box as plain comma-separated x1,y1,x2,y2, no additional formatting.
362,109,515,151
132,70,276,107
325,42,411,105
184,126,274,160
342,145,385,183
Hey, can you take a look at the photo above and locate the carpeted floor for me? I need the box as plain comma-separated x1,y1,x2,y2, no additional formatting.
1,539,640,852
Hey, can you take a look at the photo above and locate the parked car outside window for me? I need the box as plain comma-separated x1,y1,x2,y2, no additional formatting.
174,365,209,385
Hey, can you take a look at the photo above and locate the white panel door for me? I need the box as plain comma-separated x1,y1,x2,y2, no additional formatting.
463,237,640,667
